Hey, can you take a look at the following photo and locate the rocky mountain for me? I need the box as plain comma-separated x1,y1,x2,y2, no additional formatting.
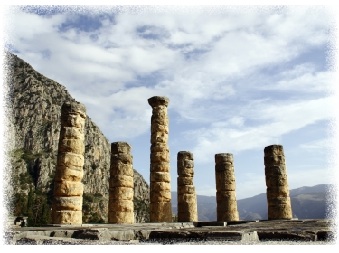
4,51,150,224
171,184,335,221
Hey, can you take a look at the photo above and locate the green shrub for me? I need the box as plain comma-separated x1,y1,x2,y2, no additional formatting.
13,188,52,226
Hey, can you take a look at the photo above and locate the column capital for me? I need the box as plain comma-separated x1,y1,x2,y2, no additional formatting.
148,96,169,107
111,142,131,154
215,153,233,163
264,144,284,156
177,151,193,160
61,100,86,117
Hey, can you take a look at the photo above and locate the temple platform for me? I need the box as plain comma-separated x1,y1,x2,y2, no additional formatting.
4,219,335,245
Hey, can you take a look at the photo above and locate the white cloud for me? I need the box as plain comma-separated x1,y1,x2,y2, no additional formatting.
189,96,334,164
6,9,65,39
259,63,335,93
7,6,333,139
265,7,333,47
74,86,156,140
300,138,331,151
4,6,335,200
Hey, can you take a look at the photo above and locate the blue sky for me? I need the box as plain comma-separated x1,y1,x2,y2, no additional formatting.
2,4,338,200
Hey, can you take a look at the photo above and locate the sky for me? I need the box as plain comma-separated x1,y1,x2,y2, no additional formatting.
1,3,339,202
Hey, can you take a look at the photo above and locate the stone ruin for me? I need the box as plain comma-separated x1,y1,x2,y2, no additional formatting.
108,142,134,224
264,144,293,220
148,96,173,222
215,153,239,222
177,151,198,222
51,97,294,225
52,101,86,224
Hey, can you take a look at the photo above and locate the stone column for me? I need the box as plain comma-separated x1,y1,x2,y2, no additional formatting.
264,144,293,220
108,142,134,223
52,101,86,224
215,153,239,222
148,96,172,222
177,151,198,222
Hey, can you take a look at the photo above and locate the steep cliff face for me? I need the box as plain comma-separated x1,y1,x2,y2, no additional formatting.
4,52,150,223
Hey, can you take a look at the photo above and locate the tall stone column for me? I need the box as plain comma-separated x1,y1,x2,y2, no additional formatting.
215,153,239,222
52,101,86,224
264,144,293,220
148,96,172,222
177,151,198,222
108,142,134,224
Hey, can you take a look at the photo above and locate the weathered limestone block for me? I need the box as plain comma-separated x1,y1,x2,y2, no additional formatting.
109,175,134,188
60,105,86,128
109,187,134,200
108,211,135,223
150,162,170,173
178,168,194,177
151,132,169,143
150,172,171,183
216,202,238,215
177,177,194,186
215,172,236,191
266,175,289,188
59,127,84,140
216,190,237,202
110,153,133,164
264,145,293,220
150,190,171,202
177,193,197,203
266,186,289,198
52,101,86,225
266,205,292,220
111,143,131,154
215,153,239,222
108,142,134,224
148,96,172,222
177,151,198,222
150,151,170,163
178,185,195,194
109,200,134,212
53,196,83,211
54,166,84,182
58,139,85,154
109,162,134,177
150,202,173,221
151,182,171,193
54,181,83,196
57,152,84,167
151,143,169,153
52,210,82,224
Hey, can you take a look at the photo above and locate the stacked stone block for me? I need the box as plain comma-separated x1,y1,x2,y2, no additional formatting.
264,144,293,220
215,153,239,222
52,101,86,224
148,96,172,222
108,142,134,223
177,151,198,222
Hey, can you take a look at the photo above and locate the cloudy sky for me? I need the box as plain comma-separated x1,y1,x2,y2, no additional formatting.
2,4,338,200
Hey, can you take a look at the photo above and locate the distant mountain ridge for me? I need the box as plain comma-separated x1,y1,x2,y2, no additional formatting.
172,184,335,221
